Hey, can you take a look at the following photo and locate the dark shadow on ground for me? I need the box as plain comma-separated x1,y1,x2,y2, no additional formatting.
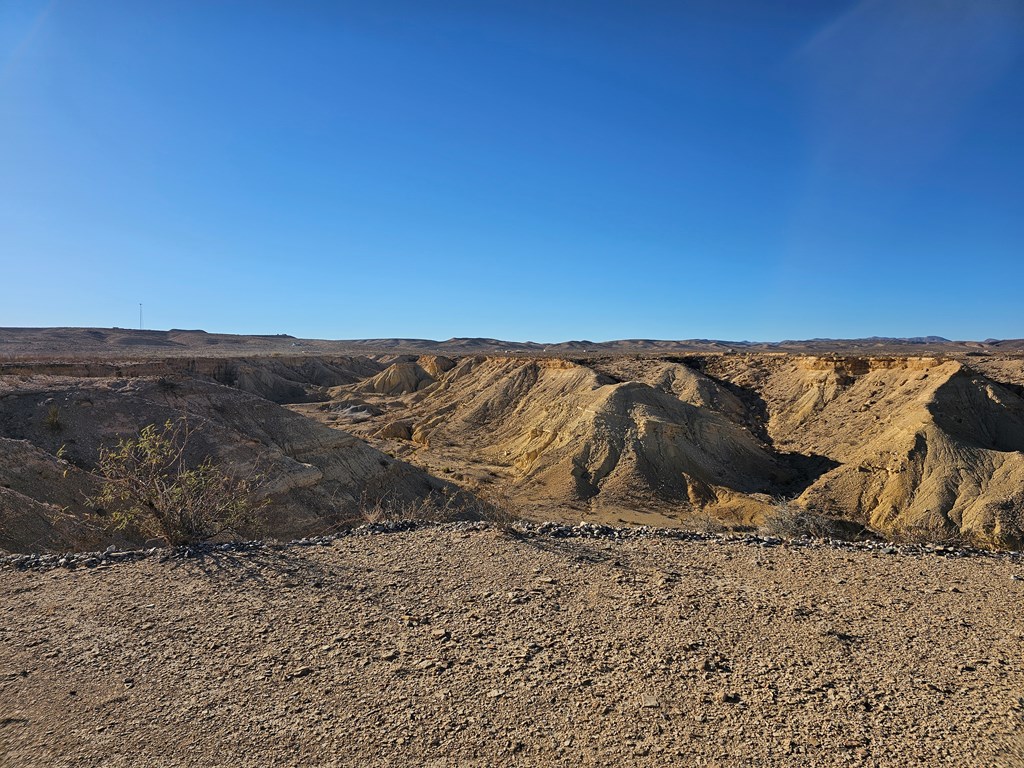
169,544,341,587
498,528,634,569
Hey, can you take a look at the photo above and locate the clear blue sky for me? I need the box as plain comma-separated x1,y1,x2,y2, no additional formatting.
2,1,1022,342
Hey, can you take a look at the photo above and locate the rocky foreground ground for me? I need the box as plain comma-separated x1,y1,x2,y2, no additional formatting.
2,525,1024,767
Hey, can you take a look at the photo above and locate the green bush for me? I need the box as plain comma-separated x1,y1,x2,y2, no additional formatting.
90,418,266,545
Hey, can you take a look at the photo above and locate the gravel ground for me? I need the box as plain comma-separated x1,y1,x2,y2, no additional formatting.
2,526,1024,767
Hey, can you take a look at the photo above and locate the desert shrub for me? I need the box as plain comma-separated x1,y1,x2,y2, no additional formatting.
686,511,729,534
44,404,62,432
760,502,868,541
359,487,518,529
888,522,972,548
90,418,266,546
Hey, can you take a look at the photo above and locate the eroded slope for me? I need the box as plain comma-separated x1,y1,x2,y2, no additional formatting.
0,374,462,551
4,349,1024,550
317,354,1024,545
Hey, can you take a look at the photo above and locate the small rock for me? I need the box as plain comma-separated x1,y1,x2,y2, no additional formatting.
487,689,505,699
640,694,659,708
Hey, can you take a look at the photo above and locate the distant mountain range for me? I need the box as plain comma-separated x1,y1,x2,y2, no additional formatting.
0,327,1021,358
337,335,1017,355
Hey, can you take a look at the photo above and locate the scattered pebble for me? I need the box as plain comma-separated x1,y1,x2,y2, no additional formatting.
4,521,1020,572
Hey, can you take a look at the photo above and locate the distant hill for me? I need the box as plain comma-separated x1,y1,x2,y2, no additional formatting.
1,326,1022,358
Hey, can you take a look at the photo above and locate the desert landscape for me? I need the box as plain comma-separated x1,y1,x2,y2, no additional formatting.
3,328,1024,765
4,2,1024,765
3,327,1024,551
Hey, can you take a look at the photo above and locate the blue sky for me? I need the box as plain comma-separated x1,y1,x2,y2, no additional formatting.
1,1,1022,342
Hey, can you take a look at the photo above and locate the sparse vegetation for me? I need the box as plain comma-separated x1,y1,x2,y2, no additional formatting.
888,522,972,548
759,502,869,542
89,418,267,546
44,404,62,432
358,488,517,529
687,511,730,534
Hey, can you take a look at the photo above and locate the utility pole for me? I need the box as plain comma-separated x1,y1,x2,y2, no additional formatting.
139,303,143,330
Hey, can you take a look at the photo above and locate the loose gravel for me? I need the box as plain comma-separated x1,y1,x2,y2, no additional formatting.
2,524,1024,767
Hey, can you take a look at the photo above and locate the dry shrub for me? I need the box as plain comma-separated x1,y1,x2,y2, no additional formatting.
44,404,62,432
760,503,867,542
359,487,518,529
888,522,972,548
686,511,730,534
